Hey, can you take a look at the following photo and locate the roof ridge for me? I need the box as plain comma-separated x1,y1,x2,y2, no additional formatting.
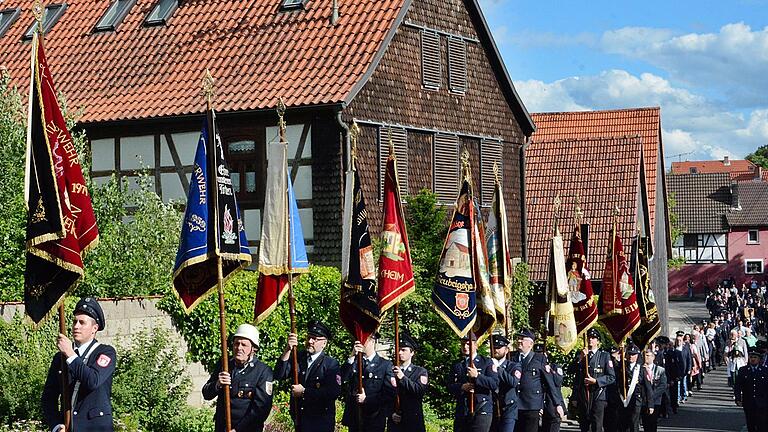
531,106,660,116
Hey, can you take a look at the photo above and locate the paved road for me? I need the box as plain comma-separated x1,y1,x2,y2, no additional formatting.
561,299,746,432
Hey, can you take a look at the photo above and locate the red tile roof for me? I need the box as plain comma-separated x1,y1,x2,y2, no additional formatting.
525,136,642,282
531,108,663,241
671,159,756,176
0,0,406,123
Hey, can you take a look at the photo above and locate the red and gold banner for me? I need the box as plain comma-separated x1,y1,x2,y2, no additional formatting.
599,229,640,344
566,224,598,337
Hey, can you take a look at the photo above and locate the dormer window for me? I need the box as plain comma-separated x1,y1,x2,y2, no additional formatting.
0,8,21,38
94,0,135,32
280,0,307,11
144,0,177,26
22,3,67,41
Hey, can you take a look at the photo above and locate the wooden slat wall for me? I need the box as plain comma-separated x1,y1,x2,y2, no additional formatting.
433,133,459,202
379,126,409,199
447,37,467,94
420,30,441,90
480,138,502,206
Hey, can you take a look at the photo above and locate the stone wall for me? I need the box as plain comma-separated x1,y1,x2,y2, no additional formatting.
0,297,209,407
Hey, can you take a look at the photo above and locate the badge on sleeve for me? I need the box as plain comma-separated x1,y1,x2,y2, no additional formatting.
514,370,522,379
608,360,614,368
390,377,397,387
336,374,342,386
420,375,428,385
96,354,111,368
265,381,273,396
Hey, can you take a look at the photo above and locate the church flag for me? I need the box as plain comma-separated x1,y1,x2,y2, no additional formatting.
599,228,641,344
566,224,599,336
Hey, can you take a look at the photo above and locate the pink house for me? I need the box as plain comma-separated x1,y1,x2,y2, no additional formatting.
725,182,768,288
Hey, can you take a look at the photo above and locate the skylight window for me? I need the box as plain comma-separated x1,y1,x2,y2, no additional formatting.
22,3,67,40
144,0,177,26
0,8,21,38
94,0,135,32
280,0,306,10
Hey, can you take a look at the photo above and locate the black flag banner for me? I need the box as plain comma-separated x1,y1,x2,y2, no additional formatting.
631,236,661,349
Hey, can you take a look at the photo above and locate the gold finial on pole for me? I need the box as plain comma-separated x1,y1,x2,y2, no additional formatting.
388,126,395,157
554,194,561,213
493,161,501,184
349,120,360,165
276,98,287,140
574,193,583,223
32,0,44,29
202,69,215,109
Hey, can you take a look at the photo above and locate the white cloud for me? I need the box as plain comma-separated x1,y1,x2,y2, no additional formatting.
516,69,768,165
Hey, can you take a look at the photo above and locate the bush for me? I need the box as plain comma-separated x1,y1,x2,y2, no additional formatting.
111,328,191,432
166,407,215,432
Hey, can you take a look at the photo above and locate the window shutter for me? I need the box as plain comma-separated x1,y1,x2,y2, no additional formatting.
480,139,502,206
379,127,409,200
433,134,459,203
421,30,441,90
448,37,467,94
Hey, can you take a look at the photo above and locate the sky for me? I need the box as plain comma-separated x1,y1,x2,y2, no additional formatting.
478,0,768,166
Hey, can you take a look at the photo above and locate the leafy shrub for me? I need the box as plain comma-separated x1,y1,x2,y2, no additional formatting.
166,407,215,432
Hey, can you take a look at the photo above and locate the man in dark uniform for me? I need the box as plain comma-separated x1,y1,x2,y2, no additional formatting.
619,344,643,432
274,321,341,432
734,349,768,432
571,328,616,432
203,324,273,432
489,334,521,432
661,336,683,415
42,297,117,432
513,329,560,432
603,346,622,432
341,333,395,432
389,332,428,432
447,332,499,432
537,343,566,432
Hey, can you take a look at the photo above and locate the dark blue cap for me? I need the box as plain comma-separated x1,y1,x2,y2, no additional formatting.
400,332,418,350
492,334,510,348
517,328,536,341
587,328,600,339
74,297,105,331
307,321,332,339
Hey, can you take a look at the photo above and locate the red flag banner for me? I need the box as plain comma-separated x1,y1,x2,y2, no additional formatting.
377,155,415,313
24,33,99,324
566,225,598,336
599,229,641,344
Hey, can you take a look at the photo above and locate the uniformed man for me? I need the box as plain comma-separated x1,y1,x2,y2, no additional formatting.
513,329,560,432
571,328,616,432
537,343,566,432
274,321,341,432
734,349,768,432
619,344,643,432
341,333,395,432
447,332,499,432
603,346,622,432
42,297,117,432
389,332,428,432
202,324,273,432
489,334,521,432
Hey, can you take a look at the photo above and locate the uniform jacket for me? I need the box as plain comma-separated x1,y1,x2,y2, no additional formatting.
640,364,667,408
734,364,768,409
679,344,693,374
542,363,566,420
447,355,499,417
571,349,616,404
202,357,274,432
274,350,341,431
340,353,396,429
493,358,522,420
513,350,557,411
622,362,644,409
663,348,684,381
42,341,117,432
389,362,428,432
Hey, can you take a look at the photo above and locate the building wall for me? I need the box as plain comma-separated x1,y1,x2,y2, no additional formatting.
728,228,768,285
650,167,670,334
668,263,736,297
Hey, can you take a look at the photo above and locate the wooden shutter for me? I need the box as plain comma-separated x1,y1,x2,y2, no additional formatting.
480,139,502,206
379,127,409,200
421,30,441,90
448,37,467,94
433,134,459,203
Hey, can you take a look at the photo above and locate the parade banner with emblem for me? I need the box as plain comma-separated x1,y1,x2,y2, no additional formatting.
24,32,99,324
472,201,496,343
432,177,477,337
485,174,512,326
254,140,310,323
549,230,578,352
173,112,251,312
631,236,661,349
377,153,415,313
566,224,598,336
599,228,641,344
340,163,380,343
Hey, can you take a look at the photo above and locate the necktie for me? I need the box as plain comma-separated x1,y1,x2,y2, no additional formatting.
646,367,652,381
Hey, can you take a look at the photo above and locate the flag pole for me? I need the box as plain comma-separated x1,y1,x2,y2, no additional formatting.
385,129,403,415
461,149,475,416
203,70,232,432
277,99,301,427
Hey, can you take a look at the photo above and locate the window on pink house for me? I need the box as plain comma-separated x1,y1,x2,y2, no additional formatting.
746,260,763,274
748,230,759,244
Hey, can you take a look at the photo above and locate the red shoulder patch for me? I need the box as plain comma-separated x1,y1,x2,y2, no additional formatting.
514,370,522,379
96,354,111,368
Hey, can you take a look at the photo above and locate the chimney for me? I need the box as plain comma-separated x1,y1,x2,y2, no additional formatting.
330,0,339,26
757,166,762,181
723,155,730,166
731,181,741,210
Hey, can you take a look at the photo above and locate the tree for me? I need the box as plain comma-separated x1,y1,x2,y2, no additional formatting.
667,192,686,269
746,145,768,169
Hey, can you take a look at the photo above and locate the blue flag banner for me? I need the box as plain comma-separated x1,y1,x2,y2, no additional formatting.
288,178,309,271
173,114,251,312
432,179,477,337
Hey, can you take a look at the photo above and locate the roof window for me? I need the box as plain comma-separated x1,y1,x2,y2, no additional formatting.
0,8,21,38
144,0,177,26
94,0,135,32
22,3,67,40
280,0,307,11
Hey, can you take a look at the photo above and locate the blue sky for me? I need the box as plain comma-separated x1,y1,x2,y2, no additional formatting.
479,0,768,166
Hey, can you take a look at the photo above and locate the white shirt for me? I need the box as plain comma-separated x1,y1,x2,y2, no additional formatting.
307,352,321,369
66,338,96,365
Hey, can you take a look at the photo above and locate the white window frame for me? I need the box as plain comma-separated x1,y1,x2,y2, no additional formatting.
748,229,759,244
745,259,763,274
